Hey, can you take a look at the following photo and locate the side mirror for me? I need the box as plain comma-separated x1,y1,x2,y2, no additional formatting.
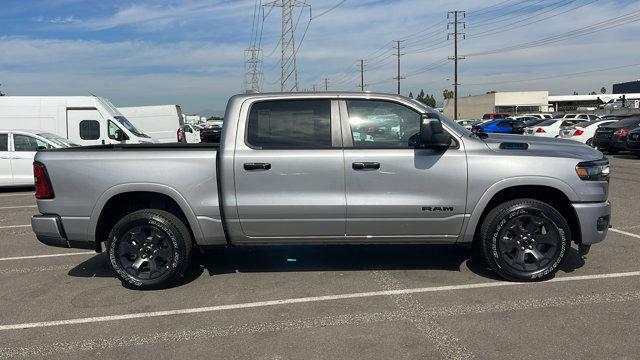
416,114,451,148
114,129,129,142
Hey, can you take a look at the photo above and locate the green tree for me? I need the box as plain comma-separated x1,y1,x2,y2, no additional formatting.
0,84,5,96
408,91,413,99
442,89,454,99
601,87,606,94
428,94,437,107
417,89,426,102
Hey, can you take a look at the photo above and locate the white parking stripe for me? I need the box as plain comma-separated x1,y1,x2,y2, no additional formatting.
0,270,638,332
610,228,640,239
0,224,30,229
0,252,93,261
0,193,33,197
0,205,37,210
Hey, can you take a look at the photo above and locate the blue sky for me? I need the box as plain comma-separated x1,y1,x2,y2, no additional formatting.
1,0,639,115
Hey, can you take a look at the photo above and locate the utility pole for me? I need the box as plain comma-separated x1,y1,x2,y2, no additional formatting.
244,47,263,92
448,10,465,120
324,78,329,91
312,84,316,91
393,40,405,95
264,0,310,92
358,59,365,91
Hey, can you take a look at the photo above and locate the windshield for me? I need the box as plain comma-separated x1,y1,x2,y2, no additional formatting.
114,116,149,138
37,132,79,147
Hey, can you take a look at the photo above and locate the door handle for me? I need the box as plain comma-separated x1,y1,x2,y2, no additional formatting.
244,162,271,171
0,156,9,159
352,162,380,170
10,156,21,159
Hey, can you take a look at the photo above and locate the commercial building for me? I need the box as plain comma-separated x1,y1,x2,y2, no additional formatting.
613,80,640,94
442,91,549,119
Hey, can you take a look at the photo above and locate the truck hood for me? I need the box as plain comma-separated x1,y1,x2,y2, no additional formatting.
480,133,603,161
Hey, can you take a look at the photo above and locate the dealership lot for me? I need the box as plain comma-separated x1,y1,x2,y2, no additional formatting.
0,155,638,359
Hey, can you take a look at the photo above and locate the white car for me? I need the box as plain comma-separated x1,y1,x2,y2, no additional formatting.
521,113,553,119
524,118,583,137
0,129,76,187
558,119,620,145
180,123,203,143
562,113,600,121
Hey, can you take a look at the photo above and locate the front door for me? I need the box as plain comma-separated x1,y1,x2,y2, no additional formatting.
233,98,346,240
341,99,467,241
67,109,104,146
0,133,12,186
11,133,53,185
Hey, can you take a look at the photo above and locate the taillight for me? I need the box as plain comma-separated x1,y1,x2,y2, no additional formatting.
536,127,546,133
573,129,584,136
614,128,630,137
33,162,54,199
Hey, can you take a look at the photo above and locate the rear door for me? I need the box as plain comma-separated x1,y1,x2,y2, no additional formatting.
11,133,53,185
66,108,105,145
341,98,467,241
232,98,346,240
0,133,12,186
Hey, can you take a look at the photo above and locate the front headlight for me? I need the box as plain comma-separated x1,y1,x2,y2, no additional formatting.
575,158,609,181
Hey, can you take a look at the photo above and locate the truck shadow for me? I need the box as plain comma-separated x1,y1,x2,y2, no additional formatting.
68,244,586,287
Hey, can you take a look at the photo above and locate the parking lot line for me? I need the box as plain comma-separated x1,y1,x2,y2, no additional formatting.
0,224,31,229
0,252,93,262
0,193,34,197
0,270,638,332
0,205,37,210
610,228,640,239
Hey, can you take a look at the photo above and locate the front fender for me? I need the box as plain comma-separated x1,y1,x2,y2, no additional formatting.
459,176,578,244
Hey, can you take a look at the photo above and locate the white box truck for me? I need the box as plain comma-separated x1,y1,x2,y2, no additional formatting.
0,96,158,146
117,105,184,143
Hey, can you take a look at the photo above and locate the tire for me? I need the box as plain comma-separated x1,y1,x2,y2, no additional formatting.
107,209,193,289
479,199,570,281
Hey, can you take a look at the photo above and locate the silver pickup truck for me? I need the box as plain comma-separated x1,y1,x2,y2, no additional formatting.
31,92,611,289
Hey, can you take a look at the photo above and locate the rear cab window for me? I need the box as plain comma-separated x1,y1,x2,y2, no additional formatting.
246,100,332,149
0,134,8,151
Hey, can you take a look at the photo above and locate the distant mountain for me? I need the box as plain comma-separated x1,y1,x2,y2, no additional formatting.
194,108,225,118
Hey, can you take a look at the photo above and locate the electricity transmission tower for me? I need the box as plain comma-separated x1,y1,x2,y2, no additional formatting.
244,47,263,92
448,10,465,120
265,0,310,92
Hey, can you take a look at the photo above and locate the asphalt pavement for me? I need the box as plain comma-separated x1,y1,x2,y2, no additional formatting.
0,155,638,359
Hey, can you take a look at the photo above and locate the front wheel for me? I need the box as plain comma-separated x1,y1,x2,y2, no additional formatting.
107,209,193,289
479,199,570,281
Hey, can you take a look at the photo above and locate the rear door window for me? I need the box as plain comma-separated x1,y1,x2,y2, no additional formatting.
246,100,332,149
0,134,8,151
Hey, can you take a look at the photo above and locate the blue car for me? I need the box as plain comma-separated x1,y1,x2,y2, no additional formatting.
476,118,525,134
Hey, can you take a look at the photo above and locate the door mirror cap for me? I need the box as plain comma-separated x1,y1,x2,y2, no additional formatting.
415,114,451,148
114,129,129,142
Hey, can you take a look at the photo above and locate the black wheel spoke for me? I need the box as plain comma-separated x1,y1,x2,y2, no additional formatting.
114,224,175,281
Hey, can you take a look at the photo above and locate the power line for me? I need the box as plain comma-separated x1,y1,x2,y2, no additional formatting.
313,0,348,19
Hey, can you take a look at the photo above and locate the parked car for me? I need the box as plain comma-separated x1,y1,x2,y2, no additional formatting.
200,124,222,143
562,114,600,121
626,127,640,157
31,92,610,289
520,113,553,119
177,124,202,143
0,129,76,187
593,116,640,154
481,113,510,120
118,105,185,143
0,96,158,146
524,118,583,137
558,119,620,146
477,118,525,134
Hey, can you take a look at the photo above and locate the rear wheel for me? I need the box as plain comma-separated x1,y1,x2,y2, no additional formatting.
480,199,570,281
107,209,193,289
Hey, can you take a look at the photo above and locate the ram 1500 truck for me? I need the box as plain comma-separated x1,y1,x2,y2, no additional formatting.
31,92,611,289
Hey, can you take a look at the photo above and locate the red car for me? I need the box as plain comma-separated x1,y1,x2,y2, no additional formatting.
482,113,510,120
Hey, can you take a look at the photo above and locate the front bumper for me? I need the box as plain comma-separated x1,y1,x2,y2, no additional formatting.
572,201,611,245
31,215,94,250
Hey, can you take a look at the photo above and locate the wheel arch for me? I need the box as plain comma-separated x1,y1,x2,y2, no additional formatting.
89,183,205,251
463,178,581,247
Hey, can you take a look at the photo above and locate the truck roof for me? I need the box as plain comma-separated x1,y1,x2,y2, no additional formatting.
230,91,412,101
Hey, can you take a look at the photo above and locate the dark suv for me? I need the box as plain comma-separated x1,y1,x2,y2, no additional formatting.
593,116,640,154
